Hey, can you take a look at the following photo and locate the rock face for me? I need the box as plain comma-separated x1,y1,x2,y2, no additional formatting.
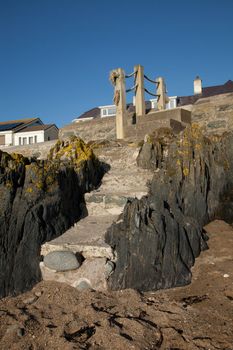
0,137,103,298
105,125,233,291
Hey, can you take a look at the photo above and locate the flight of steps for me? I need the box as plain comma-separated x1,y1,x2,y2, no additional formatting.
40,143,154,290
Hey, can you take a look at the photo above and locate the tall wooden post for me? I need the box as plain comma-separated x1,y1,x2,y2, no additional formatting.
156,77,168,110
112,68,127,139
135,65,145,117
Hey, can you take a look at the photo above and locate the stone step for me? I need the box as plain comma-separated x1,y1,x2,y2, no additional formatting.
41,215,118,259
40,215,118,291
40,257,114,291
39,144,154,291
85,192,131,207
85,191,148,216
86,202,123,216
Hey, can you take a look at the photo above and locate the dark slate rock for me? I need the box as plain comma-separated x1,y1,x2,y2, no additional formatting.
105,126,233,291
44,251,80,271
0,137,104,298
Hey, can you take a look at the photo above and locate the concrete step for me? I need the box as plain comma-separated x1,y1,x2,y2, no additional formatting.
41,215,117,259
40,257,113,291
40,215,119,291
40,144,154,291
85,191,148,216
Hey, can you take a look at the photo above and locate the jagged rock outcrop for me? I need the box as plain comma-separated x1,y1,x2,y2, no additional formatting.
0,137,104,298
105,125,233,291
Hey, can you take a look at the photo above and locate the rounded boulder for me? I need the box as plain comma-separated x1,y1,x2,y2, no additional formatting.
44,251,81,272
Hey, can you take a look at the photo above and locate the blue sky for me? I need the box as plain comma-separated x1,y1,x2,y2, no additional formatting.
0,0,233,127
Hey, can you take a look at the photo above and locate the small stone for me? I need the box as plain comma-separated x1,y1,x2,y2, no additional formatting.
224,290,233,300
105,261,115,277
23,296,37,304
44,251,81,272
75,279,92,291
6,324,24,337
34,291,42,297
223,274,230,278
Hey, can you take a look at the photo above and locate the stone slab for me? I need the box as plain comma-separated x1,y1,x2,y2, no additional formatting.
41,215,117,259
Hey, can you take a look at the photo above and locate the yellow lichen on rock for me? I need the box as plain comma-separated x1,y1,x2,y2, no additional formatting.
48,136,97,169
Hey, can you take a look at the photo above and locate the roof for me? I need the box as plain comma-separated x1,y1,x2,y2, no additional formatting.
0,118,39,126
0,118,42,132
178,80,233,106
77,101,154,121
16,124,57,133
77,107,100,120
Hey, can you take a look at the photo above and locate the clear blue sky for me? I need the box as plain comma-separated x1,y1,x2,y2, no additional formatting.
0,0,233,127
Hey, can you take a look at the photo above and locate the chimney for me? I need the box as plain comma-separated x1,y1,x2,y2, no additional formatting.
194,76,202,95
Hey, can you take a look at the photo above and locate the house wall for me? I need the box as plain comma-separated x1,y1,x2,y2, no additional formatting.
0,131,13,146
44,126,58,141
14,130,45,146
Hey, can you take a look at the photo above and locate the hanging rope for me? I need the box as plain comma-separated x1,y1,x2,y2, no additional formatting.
144,74,159,84
125,70,137,79
126,84,138,93
144,88,159,97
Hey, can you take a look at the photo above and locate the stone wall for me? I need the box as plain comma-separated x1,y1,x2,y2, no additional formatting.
0,140,57,159
124,108,191,139
192,92,233,133
60,117,116,142
60,108,191,142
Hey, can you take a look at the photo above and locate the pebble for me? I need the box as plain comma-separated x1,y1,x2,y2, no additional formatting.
105,261,115,277
223,274,230,278
75,279,92,291
44,251,81,271
23,296,37,304
6,325,24,337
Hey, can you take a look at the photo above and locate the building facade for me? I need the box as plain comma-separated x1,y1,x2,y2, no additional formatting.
0,118,58,147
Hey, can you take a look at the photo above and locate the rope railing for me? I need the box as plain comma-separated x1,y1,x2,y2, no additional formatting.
126,84,138,93
144,74,159,85
125,70,137,78
144,88,160,98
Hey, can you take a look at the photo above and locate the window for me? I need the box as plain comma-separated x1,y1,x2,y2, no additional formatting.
23,137,27,145
29,137,33,144
166,98,177,110
151,100,158,110
19,137,22,145
48,136,50,141
101,106,116,117
107,107,116,115
34,136,37,143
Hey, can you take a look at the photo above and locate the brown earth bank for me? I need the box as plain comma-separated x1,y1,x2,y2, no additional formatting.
0,220,232,350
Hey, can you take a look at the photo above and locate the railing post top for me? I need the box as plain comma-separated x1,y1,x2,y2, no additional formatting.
134,64,144,70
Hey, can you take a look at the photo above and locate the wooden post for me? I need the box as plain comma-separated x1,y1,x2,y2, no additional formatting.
135,65,145,118
113,68,127,139
156,77,168,110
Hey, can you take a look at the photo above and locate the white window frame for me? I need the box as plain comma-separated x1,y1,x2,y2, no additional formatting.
99,105,116,118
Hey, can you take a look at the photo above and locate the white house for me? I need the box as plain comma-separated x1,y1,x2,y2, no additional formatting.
0,118,58,147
